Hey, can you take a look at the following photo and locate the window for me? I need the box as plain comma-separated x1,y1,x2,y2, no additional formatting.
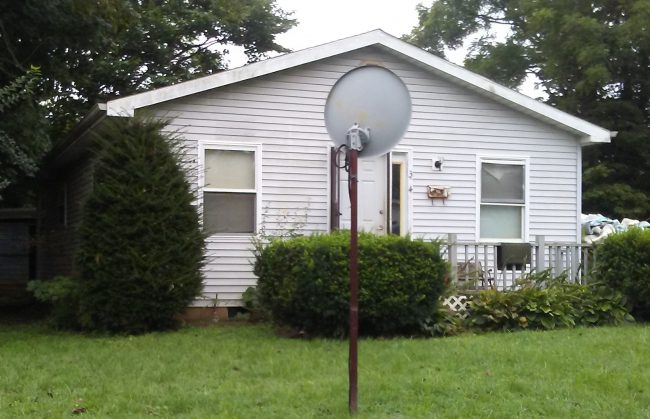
479,160,526,240
202,148,257,235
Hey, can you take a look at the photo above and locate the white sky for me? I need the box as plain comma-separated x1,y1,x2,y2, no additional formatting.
274,0,429,53
225,0,542,98
225,0,437,66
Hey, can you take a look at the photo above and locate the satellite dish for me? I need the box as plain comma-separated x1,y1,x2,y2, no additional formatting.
324,66,412,414
325,66,411,157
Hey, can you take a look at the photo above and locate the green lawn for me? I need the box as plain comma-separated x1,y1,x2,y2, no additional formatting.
1,322,649,418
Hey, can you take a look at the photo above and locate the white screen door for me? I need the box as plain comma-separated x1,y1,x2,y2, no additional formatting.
339,154,388,234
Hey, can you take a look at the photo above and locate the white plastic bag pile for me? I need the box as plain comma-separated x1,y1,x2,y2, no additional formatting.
582,214,650,244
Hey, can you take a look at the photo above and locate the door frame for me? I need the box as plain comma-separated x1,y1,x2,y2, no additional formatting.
330,146,412,235
389,147,413,236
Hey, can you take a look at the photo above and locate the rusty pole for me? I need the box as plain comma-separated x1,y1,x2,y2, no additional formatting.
348,148,359,415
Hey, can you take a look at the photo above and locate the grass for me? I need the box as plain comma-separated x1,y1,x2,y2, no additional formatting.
1,322,649,418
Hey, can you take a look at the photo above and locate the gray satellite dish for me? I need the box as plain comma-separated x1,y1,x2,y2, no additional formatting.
325,65,411,157
323,65,412,414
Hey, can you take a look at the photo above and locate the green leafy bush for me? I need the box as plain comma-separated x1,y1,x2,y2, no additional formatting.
27,276,81,328
242,286,270,321
467,273,632,332
254,232,448,337
595,228,650,321
420,303,465,337
76,118,205,334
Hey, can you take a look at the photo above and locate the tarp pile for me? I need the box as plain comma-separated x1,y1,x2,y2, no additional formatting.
582,214,650,244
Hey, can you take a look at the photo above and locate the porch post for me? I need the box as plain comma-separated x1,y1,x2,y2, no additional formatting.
570,246,579,283
553,246,562,277
448,233,457,283
535,235,545,272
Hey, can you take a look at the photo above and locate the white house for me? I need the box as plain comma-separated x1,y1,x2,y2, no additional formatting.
40,30,614,313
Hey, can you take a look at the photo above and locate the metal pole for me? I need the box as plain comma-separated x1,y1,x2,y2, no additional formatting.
348,148,359,415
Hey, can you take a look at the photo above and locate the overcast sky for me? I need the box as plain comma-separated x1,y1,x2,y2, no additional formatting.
274,0,428,52
226,0,433,67
225,0,542,98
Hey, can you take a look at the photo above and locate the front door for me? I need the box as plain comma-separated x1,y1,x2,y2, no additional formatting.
339,154,388,234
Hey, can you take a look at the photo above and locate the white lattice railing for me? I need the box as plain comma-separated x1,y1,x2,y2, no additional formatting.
445,234,594,290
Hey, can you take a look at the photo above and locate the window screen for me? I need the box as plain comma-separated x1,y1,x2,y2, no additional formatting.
204,149,255,189
481,163,524,204
480,162,525,240
480,205,522,239
203,192,255,234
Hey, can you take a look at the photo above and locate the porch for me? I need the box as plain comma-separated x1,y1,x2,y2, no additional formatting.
444,234,593,291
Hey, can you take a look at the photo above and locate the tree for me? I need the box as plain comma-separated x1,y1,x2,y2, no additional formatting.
0,0,294,207
0,0,296,137
76,118,205,333
0,66,49,205
407,0,650,219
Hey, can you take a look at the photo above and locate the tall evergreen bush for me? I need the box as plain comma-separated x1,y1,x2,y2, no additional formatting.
76,118,204,333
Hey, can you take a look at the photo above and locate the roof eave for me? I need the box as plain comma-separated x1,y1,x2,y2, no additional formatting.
102,29,612,146
378,38,615,146
105,30,392,117
577,129,616,146
47,103,108,170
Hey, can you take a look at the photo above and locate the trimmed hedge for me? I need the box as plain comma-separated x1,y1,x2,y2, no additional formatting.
253,232,448,337
596,228,650,321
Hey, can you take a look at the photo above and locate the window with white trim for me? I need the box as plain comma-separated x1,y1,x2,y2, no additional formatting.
202,148,256,235
479,160,526,240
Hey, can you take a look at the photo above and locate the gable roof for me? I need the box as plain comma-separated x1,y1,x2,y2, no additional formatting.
96,29,613,145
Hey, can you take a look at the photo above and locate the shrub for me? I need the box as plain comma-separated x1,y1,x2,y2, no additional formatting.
595,228,650,320
76,118,204,334
254,231,448,337
241,286,271,321
27,276,81,328
467,272,632,332
420,303,465,337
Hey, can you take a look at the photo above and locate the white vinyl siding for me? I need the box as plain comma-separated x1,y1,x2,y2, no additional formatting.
144,46,581,306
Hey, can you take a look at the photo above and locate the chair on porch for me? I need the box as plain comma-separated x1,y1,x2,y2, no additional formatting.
456,259,494,289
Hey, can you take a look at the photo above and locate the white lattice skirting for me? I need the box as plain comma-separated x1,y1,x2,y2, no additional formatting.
441,295,470,319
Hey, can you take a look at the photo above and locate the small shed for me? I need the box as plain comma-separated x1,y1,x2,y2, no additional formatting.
40,30,614,309
0,208,36,304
